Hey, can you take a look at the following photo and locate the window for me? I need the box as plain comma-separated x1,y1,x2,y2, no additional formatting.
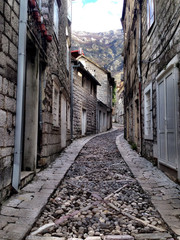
67,0,72,22
144,83,153,139
147,0,155,30
53,0,59,36
53,81,60,127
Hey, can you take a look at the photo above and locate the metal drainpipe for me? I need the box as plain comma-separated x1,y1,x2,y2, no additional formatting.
12,0,28,191
137,0,143,154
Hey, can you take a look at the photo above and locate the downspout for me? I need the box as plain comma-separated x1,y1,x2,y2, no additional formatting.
137,0,143,154
12,0,28,191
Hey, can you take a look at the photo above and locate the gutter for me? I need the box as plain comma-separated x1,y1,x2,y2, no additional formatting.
12,0,28,191
137,0,143,154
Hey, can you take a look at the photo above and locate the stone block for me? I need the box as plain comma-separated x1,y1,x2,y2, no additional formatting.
1,166,12,187
0,75,2,92
0,52,7,68
4,129,15,146
7,0,13,7
0,109,6,127
9,42,18,62
0,148,12,159
2,34,9,54
0,1,4,14
13,1,19,16
104,236,134,240
4,3,11,23
7,111,13,127
7,80,14,96
85,237,101,240
5,96,16,112
26,237,66,240
0,93,4,108
12,30,18,46
133,233,172,239
0,128,4,146
5,21,12,39
11,11,18,32
3,78,8,94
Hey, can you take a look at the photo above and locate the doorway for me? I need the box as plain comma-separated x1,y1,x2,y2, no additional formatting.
23,46,39,171
157,65,179,171
82,108,87,136
61,94,67,148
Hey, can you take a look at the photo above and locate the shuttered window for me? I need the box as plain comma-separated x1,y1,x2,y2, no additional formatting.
53,0,59,37
53,81,60,127
144,83,153,139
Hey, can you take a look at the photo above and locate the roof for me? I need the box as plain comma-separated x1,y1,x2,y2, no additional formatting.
71,58,101,86
76,55,115,86
71,49,84,59
77,55,110,74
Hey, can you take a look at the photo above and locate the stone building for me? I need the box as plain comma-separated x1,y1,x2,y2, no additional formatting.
113,72,124,125
76,55,115,133
122,0,180,181
71,58,100,139
0,0,72,202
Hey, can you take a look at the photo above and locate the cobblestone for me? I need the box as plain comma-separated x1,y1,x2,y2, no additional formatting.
27,130,174,239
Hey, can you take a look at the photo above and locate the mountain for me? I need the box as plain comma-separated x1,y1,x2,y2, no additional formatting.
71,29,124,80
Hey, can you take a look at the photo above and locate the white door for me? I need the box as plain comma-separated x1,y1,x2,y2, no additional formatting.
82,109,87,136
61,94,66,148
157,67,178,170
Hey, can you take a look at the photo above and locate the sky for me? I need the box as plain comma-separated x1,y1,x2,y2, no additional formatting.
72,0,123,32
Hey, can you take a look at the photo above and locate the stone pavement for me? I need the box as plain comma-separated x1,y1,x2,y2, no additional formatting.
116,133,180,239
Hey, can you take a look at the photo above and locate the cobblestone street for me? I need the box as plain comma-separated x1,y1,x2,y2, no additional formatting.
0,128,180,240
26,129,177,240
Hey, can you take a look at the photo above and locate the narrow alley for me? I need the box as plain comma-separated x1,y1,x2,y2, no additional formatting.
1,128,179,240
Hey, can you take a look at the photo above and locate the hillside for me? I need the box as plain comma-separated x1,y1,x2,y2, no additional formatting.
72,29,124,80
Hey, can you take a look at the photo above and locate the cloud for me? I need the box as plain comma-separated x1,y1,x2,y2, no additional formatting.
72,0,123,32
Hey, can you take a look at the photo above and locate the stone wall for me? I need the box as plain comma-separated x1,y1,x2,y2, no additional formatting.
0,0,19,201
73,68,97,138
122,0,180,179
141,0,180,160
40,0,71,165
78,57,112,108
0,0,72,202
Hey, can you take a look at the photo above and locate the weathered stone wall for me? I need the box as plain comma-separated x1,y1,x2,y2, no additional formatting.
141,0,180,160
122,0,180,177
0,0,19,201
73,68,97,138
122,0,141,150
78,58,111,107
0,0,72,201
40,0,71,166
